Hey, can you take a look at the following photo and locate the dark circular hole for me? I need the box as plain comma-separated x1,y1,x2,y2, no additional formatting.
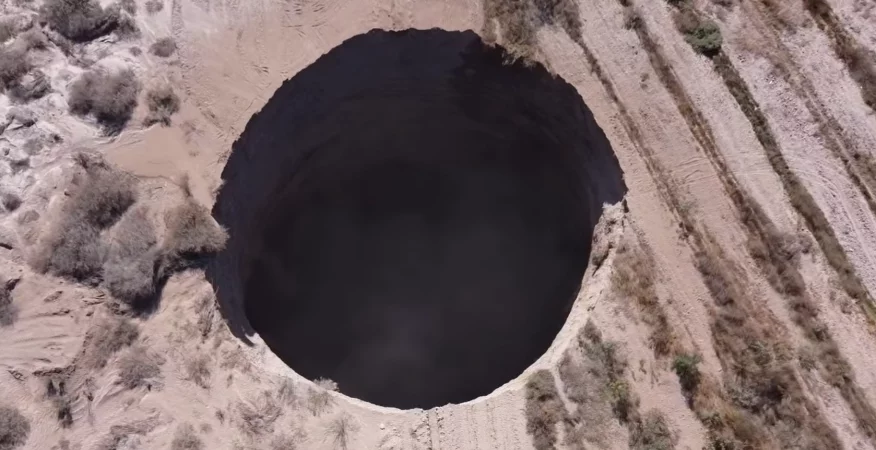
209,29,625,409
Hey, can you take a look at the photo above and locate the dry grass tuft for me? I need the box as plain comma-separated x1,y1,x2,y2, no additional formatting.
83,317,139,369
143,85,180,126
170,423,203,450
40,0,121,42
0,405,29,450
186,355,211,389
325,412,360,450
116,347,162,389
68,68,141,134
305,378,337,416
237,392,281,436
524,369,564,450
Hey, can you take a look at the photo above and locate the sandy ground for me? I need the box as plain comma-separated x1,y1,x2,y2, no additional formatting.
3,0,876,448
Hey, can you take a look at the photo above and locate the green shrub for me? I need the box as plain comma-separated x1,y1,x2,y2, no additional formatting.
672,353,701,394
683,19,722,56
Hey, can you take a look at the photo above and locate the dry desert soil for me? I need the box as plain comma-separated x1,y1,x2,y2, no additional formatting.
2,0,876,449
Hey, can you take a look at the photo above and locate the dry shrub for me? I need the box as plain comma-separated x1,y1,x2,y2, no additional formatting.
103,207,158,305
94,420,154,450
0,21,15,43
32,156,137,283
170,423,203,450
1,192,21,212
119,0,136,15
83,317,139,369
116,347,162,389
150,37,176,57
17,28,48,51
482,0,582,60
0,46,29,91
160,198,228,273
186,355,211,389
68,68,141,134
9,69,50,102
237,392,281,436
40,0,120,42
524,369,563,450
0,405,30,450
145,0,164,13
612,240,675,356
629,410,675,450
144,85,180,126
306,378,337,416
325,412,360,450
0,278,17,327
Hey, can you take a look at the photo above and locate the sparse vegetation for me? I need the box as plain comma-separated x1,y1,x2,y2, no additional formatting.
116,347,162,389
524,369,563,450
237,391,281,436
170,423,203,450
40,0,121,42
0,405,30,450
612,240,675,356
325,412,359,450
150,37,177,57
144,85,180,126
68,68,141,134
629,411,675,450
801,0,876,111
481,0,582,60
83,316,139,369
186,355,211,389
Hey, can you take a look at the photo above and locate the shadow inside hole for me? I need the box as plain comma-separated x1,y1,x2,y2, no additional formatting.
208,28,626,409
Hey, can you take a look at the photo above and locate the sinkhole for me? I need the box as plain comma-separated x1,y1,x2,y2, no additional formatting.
209,29,626,409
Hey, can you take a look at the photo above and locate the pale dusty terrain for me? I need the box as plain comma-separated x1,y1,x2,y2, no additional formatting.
3,0,876,449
